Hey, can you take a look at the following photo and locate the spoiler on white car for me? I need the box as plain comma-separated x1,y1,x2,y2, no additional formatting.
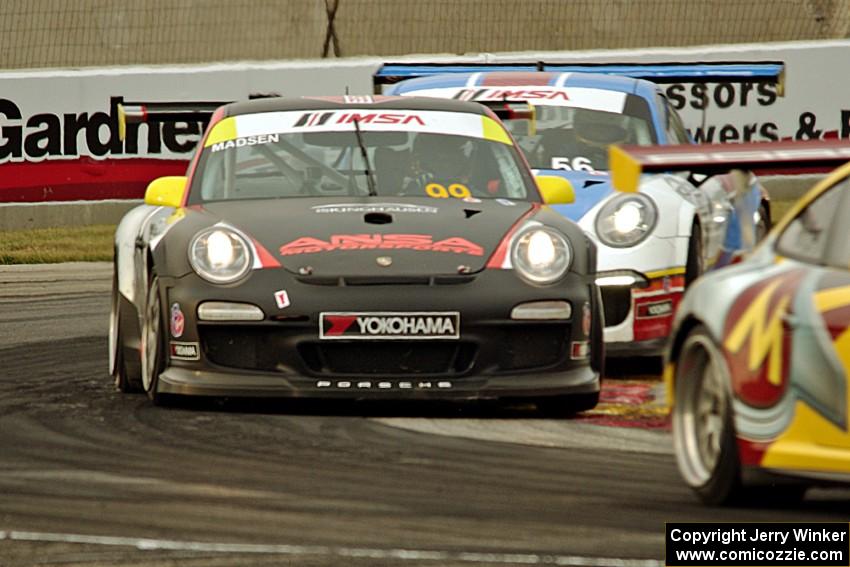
117,100,224,140
373,61,785,93
609,139,850,193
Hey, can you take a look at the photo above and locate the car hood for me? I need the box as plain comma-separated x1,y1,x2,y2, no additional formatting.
198,197,533,277
535,169,614,222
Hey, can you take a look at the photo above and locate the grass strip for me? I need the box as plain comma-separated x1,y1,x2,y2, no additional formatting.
0,199,800,265
0,224,115,264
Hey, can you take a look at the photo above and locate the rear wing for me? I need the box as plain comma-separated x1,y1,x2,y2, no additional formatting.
609,139,850,193
117,100,225,140
373,61,785,93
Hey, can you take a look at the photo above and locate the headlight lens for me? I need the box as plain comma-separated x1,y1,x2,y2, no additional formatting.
511,226,572,284
189,226,253,283
595,194,658,247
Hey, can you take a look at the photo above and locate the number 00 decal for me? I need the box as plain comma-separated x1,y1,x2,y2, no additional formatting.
426,183,472,199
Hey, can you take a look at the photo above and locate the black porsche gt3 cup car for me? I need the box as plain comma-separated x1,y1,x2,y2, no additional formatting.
109,96,603,413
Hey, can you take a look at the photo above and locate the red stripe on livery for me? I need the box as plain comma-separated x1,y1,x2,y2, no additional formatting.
643,275,685,292
481,72,555,86
252,238,282,268
485,204,539,269
324,315,357,336
633,291,683,341
737,438,770,466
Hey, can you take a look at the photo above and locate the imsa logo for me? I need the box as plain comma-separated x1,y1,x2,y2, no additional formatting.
320,312,460,340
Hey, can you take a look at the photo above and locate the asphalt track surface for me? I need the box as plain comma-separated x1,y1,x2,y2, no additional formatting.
0,263,847,566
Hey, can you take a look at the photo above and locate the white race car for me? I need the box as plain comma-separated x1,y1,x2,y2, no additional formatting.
380,62,775,356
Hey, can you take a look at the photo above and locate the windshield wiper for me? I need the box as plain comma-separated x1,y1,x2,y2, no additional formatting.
352,118,378,197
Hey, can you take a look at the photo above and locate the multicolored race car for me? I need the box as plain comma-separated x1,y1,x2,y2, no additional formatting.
109,95,604,412
378,62,780,356
612,140,850,504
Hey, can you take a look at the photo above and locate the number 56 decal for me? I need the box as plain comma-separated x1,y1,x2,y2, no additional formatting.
426,183,472,199
551,156,595,173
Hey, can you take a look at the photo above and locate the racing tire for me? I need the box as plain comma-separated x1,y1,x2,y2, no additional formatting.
141,274,168,406
110,267,142,393
672,325,743,505
536,392,600,418
684,222,704,287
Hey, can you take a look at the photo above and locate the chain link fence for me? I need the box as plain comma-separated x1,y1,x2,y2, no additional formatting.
1,0,849,69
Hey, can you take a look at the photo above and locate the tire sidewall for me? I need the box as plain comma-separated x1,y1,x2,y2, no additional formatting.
672,325,741,505
108,267,121,380
141,275,165,401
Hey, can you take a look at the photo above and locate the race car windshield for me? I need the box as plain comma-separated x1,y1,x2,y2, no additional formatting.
192,130,536,203
502,100,656,174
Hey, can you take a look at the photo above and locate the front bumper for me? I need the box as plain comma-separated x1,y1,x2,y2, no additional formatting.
604,337,668,358
598,269,684,357
155,267,601,399
158,363,600,400
583,231,688,357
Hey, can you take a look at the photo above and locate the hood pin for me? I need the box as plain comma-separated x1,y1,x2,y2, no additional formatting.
376,256,393,267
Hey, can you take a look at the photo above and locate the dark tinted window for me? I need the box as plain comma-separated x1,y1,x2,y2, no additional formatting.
667,106,691,144
193,130,534,203
657,93,689,144
500,93,657,173
776,177,848,267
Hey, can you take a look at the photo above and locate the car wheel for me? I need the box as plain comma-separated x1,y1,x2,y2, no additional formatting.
685,222,703,287
109,267,142,393
536,392,600,418
140,275,167,405
672,325,742,505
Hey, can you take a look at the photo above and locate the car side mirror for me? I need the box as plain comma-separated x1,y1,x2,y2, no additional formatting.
144,176,187,208
535,175,575,205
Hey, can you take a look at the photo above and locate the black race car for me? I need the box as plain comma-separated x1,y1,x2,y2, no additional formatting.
109,95,603,413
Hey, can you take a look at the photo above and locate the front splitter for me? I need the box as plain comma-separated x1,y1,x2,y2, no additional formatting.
157,365,600,400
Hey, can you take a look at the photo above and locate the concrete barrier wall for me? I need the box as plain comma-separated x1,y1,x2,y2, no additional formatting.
0,201,139,231
3,40,849,228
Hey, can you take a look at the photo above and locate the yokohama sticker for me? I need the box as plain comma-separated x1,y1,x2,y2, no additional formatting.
635,300,674,319
320,312,460,340
170,342,200,361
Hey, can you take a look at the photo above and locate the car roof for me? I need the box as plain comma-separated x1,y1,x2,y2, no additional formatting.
389,71,658,99
222,95,492,117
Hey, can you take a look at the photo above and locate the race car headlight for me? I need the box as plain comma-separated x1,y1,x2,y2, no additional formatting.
189,226,252,284
595,194,657,248
511,226,572,284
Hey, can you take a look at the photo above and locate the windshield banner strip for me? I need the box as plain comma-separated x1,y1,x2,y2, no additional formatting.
402,86,628,112
202,110,513,148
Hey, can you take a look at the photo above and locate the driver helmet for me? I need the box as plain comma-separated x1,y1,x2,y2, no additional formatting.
572,109,630,150
412,134,469,179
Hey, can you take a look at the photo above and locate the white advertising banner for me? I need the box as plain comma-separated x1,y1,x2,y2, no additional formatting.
0,40,847,202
